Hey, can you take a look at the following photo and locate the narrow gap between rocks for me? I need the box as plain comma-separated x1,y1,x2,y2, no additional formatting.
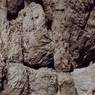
21,29,54,69
0,65,8,92
46,19,53,30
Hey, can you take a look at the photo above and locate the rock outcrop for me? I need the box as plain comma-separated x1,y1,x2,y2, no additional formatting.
0,0,95,95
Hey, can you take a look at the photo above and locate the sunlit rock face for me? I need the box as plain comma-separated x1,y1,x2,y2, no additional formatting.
0,0,95,95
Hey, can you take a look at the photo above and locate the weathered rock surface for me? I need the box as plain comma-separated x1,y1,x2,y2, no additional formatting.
22,3,53,68
72,64,95,95
0,0,95,95
0,63,57,95
57,72,77,95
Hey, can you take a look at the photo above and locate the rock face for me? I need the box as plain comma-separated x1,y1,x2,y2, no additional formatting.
72,64,95,95
0,0,95,95
2,63,57,95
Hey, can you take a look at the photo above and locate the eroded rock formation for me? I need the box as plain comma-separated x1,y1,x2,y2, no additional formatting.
0,0,95,95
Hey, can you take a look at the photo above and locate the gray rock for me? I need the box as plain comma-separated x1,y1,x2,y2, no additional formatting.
52,0,72,72
72,64,95,95
0,20,23,63
1,63,58,95
29,68,57,95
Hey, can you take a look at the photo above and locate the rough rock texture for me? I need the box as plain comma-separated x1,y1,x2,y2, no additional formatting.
72,64,95,95
22,3,53,68
1,63,57,95
0,0,95,95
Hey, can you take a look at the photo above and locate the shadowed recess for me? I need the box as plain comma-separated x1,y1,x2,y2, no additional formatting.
23,53,54,69
7,1,25,20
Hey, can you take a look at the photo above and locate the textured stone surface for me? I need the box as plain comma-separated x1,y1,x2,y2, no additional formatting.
52,0,72,72
72,64,95,95
0,20,23,63
0,0,95,95
57,72,77,95
1,63,58,95
22,3,53,68
0,2,53,67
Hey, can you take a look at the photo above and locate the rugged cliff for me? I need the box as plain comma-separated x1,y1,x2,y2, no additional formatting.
0,0,95,95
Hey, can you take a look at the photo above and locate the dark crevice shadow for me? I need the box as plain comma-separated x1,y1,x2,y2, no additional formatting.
23,53,54,69
7,1,25,21
45,19,53,30
23,61,54,69
75,47,95,68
